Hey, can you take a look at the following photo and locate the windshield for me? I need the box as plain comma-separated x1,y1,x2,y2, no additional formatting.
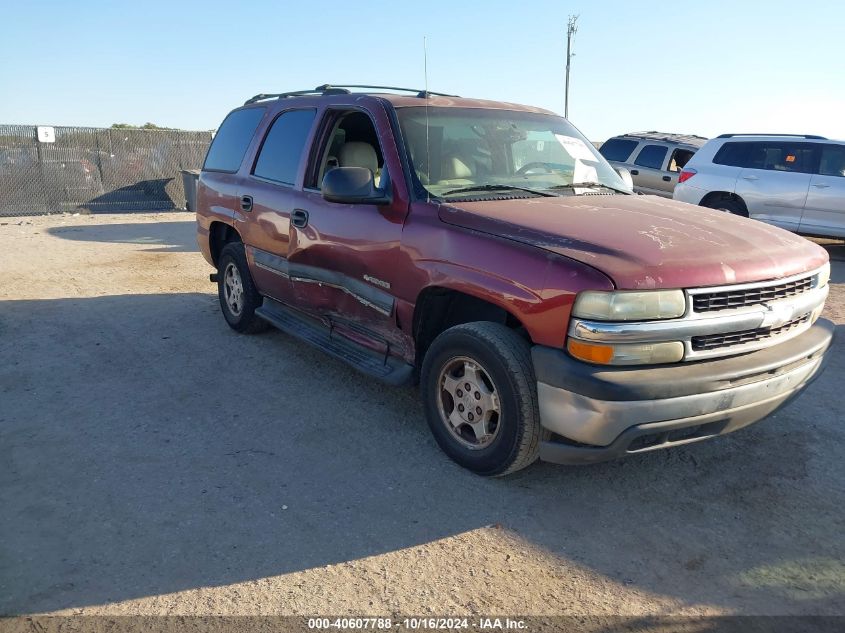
396,107,631,199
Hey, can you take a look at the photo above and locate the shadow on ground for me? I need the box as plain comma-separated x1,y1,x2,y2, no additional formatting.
1,293,843,615
45,221,197,253
81,179,178,213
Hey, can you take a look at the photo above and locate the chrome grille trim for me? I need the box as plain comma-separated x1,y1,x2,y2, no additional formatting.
692,276,812,312
686,268,821,308
691,313,811,351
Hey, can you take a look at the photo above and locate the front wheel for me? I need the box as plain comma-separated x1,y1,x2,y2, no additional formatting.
420,322,545,476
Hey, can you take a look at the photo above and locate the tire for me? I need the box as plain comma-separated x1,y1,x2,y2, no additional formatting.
217,241,269,334
420,322,545,476
704,196,747,216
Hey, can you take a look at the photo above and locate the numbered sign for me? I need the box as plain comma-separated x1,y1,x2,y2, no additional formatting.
37,126,56,143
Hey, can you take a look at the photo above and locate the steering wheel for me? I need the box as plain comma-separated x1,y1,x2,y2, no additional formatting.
516,162,556,175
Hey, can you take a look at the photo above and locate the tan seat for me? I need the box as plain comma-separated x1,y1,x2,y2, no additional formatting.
439,155,474,185
339,142,380,185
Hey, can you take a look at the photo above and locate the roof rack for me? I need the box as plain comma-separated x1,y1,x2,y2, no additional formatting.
624,131,708,145
716,133,827,140
244,84,459,106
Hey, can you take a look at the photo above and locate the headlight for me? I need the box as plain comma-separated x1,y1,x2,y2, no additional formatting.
815,262,830,289
572,289,686,321
568,339,684,365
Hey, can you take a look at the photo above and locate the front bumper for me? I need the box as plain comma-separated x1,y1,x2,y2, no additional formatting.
533,318,834,465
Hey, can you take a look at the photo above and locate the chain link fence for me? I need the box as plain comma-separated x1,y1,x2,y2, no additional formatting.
0,124,212,216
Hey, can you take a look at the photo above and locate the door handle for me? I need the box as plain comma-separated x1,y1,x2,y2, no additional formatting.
742,175,759,181
240,195,253,212
662,175,671,182
630,169,639,176
813,183,830,189
291,208,309,228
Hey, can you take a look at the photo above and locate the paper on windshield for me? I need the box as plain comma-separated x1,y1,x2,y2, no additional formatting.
554,134,596,161
555,134,599,182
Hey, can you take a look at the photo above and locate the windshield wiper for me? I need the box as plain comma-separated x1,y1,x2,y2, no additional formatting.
549,182,630,194
442,184,557,197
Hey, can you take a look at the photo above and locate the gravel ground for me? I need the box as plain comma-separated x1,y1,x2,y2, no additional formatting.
1,212,843,617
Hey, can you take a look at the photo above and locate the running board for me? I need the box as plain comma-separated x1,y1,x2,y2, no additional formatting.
255,299,413,386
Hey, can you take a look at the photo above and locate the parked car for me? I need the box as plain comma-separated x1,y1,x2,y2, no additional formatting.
196,85,832,476
599,132,707,197
673,133,845,239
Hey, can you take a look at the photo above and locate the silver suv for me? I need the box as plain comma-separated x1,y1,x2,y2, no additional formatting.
599,132,706,197
673,134,845,238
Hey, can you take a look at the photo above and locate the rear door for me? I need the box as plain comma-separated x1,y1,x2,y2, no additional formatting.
630,144,669,196
240,108,318,303
800,143,845,238
734,141,816,231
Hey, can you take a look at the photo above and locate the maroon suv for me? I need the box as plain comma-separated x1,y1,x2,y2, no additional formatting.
196,85,833,476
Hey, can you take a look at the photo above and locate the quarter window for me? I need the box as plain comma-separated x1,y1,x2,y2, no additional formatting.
713,142,750,167
633,145,668,170
203,107,265,173
599,138,639,162
253,109,317,185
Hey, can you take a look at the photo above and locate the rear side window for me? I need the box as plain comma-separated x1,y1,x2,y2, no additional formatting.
746,142,816,174
599,138,639,162
253,109,317,185
633,144,668,170
818,145,845,177
204,108,266,172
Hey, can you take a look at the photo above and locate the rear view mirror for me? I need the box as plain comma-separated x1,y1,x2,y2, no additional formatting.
615,167,634,190
322,167,390,205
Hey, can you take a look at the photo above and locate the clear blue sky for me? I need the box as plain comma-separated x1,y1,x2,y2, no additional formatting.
2,0,843,141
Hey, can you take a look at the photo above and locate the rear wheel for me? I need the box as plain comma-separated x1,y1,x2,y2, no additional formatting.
704,196,747,216
420,322,544,476
217,242,269,334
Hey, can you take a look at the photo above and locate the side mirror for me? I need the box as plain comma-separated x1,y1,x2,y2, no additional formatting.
322,167,390,205
615,167,634,190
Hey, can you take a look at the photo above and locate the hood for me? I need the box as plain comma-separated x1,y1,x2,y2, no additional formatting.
439,194,828,289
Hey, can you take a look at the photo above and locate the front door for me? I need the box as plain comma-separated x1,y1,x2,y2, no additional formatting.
286,107,411,356
800,144,845,238
734,141,816,231
662,147,696,196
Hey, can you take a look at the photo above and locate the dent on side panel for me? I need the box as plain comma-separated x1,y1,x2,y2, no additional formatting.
403,207,614,349
540,254,615,347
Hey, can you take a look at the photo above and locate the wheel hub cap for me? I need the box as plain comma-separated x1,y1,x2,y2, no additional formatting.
437,356,501,450
223,262,244,316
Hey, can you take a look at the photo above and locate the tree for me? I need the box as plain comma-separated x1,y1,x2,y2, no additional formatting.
110,123,173,130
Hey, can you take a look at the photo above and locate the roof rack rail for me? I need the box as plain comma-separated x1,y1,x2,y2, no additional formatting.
624,131,708,144
244,87,350,105
244,84,459,105
717,133,827,140
315,84,459,98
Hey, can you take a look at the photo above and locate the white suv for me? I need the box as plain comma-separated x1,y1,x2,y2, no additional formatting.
673,134,845,238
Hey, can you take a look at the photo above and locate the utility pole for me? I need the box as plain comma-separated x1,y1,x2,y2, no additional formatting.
565,14,579,119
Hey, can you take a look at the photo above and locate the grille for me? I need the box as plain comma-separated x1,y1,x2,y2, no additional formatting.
692,276,813,313
691,314,810,351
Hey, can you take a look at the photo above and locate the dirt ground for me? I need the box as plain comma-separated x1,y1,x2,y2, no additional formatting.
1,212,844,617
